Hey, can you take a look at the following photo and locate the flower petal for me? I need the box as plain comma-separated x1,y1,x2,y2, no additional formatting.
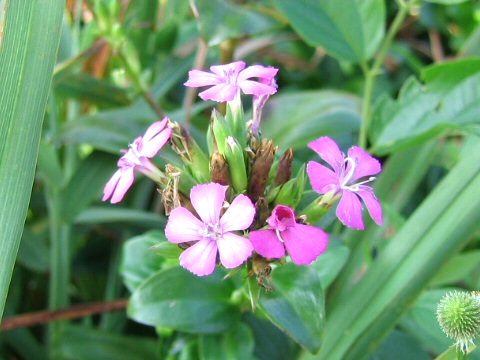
179,239,218,276
190,183,227,224
109,167,135,204
283,224,329,265
336,190,364,230
103,169,122,202
139,128,172,158
217,232,253,269
238,80,277,97
184,69,222,87
307,160,339,194
165,207,204,244
356,186,383,226
142,118,168,143
266,205,296,232
347,146,382,182
198,84,238,102
308,137,344,174
210,61,246,76
249,229,285,259
220,194,255,232
237,65,278,82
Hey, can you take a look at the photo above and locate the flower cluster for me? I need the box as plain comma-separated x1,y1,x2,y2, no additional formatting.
103,61,383,280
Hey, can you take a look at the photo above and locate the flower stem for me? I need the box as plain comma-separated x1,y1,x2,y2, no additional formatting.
358,0,413,148
116,50,164,119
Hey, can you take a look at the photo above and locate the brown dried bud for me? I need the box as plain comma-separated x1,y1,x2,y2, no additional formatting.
274,148,293,186
248,139,276,201
253,197,270,230
161,164,182,215
210,152,230,186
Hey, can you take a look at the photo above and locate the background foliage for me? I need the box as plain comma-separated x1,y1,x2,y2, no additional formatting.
1,0,480,359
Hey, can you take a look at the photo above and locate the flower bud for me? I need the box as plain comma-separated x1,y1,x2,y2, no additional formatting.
273,164,305,208
224,136,248,194
301,190,339,224
274,148,293,186
437,291,480,353
210,109,231,155
169,121,210,183
226,92,247,148
248,139,276,202
210,152,230,186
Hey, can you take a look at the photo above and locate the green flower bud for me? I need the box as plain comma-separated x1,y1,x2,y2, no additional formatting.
210,109,231,155
224,136,247,194
437,291,480,353
226,93,246,148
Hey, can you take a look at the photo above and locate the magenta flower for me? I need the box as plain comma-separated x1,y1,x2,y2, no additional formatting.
250,205,329,265
184,61,278,102
306,137,383,230
103,118,172,204
165,183,255,276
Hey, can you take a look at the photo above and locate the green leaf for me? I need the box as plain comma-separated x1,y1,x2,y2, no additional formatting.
59,152,117,223
75,206,165,227
37,141,65,189
312,238,349,289
59,326,161,360
430,250,480,287
54,72,131,106
243,313,298,360
0,0,64,321
259,264,324,353
275,0,385,62
197,0,279,46
17,228,50,273
315,142,480,359
369,330,430,360
120,231,166,292
262,90,361,150
371,59,480,154
200,322,255,360
128,267,239,333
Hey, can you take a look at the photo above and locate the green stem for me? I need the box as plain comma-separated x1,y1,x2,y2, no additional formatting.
358,0,413,148
46,189,70,360
117,50,164,119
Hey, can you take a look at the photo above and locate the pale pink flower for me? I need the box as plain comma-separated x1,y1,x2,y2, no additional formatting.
307,137,383,230
250,205,329,265
165,183,255,276
103,118,172,204
184,61,278,102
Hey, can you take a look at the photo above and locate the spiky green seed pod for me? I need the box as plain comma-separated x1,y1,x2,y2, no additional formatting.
436,291,480,353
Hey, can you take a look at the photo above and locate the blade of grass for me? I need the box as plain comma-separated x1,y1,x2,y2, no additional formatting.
0,0,64,320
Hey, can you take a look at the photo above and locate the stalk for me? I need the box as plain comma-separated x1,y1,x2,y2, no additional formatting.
358,0,414,148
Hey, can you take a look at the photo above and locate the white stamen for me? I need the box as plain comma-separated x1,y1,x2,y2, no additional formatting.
275,229,285,243
340,157,356,188
339,157,377,192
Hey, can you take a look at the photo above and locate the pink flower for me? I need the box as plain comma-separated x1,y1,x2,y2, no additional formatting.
184,61,278,102
250,205,329,265
165,183,255,276
103,118,172,204
306,137,383,230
